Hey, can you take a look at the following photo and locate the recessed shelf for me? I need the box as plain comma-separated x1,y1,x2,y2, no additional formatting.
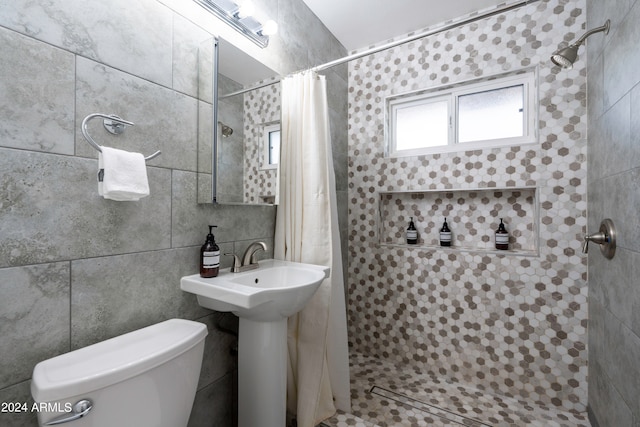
377,187,539,256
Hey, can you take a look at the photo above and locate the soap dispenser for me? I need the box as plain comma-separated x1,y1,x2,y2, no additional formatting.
200,225,220,278
495,218,509,250
406,217,418,245
439,218,452,247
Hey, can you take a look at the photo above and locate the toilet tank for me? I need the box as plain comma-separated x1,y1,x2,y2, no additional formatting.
31,319,208,427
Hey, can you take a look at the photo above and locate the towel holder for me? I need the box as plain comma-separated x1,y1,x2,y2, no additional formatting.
81,113,161,161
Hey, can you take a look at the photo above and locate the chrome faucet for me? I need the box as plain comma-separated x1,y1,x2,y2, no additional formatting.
225,241,267,273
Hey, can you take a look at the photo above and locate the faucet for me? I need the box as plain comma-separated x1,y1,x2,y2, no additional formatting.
225,241,267,273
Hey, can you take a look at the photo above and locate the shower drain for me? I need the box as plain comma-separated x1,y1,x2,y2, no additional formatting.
369,386,493,427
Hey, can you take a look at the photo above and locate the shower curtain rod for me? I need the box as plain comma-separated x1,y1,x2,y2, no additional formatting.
219,0,540,99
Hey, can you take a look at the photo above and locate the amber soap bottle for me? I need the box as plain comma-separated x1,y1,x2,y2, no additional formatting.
406,217,418,245
495,218,509,250
200,225,220,278
440,218,452,247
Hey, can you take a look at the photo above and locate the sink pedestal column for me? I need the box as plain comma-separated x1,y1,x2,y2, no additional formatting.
238,317,288,427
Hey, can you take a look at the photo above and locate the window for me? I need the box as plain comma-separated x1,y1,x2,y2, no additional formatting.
262,123,280,170
387,71,536,156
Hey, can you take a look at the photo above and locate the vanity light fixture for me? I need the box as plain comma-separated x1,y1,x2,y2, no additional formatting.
194,0,277,48
551,20,610,69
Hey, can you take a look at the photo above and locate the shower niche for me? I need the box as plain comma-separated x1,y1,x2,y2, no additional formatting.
378,187,539,256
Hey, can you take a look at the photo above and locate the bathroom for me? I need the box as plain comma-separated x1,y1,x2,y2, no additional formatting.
0,0,638,426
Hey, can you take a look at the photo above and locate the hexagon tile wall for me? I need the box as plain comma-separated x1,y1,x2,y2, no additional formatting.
347,0,588,412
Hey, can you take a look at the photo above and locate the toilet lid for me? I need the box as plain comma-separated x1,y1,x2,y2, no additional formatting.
31,319,207,402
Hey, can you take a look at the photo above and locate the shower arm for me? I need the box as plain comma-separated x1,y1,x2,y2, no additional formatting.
572,20,610,47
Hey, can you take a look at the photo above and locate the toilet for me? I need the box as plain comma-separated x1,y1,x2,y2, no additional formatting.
31,318,207,427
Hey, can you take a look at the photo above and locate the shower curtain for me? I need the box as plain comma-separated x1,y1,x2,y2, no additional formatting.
274,71,351,427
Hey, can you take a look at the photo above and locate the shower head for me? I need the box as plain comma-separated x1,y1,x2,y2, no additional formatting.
219,122,234,137
551,19,610,69
551,44,579,69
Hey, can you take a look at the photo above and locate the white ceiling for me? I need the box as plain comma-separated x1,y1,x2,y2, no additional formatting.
301,0,507,52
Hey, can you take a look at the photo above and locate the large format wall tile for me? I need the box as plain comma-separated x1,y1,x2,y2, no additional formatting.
0,0,173,88
0,148,171,268
195,313,238,391
172,14,212,98
171,170,276,247
587,0,640,423
70,247,209,349
603,0,640,110
188,373,235,427
75,57,198,172
0,26,75,154
0,263,70,389
0,381,38,427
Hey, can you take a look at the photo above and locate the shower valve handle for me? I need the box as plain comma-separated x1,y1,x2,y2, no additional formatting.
582,219,616,259
582,231,607,253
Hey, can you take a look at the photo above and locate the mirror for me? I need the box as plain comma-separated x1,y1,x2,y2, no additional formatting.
197,37,280,205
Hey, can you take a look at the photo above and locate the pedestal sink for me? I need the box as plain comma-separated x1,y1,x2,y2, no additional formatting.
180,259,329,427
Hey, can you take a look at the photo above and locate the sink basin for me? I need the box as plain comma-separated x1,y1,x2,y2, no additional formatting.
181,258,330,426
180,259,328,321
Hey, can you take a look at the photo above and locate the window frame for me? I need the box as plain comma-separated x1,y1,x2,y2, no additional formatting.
261,122,281,170
386,70,537,157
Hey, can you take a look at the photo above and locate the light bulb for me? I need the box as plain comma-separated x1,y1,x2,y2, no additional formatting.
260,20,278,36
234,1,254,18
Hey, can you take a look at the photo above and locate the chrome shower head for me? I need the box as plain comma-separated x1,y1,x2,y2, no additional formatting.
219,122,234,137
551,44,579,68
551,19,610,69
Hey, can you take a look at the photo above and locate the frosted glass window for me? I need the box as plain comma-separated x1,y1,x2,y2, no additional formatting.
268,129,280,165
262,123,280,170
395,98,449,151
458,85,524,143
386,71,536,156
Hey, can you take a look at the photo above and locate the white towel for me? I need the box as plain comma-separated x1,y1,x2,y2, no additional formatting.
98,146,150,201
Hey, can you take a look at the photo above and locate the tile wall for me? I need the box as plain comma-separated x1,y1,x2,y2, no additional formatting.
243,82,281,204
0,0,347,426
586,0,640,425
348,0,589,413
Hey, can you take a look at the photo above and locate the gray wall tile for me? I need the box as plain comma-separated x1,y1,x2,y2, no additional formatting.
588,94,630,181
188,373,236,427
195,314,238,390
70,247,209,349
0,148,171,268
0,263,70,389
588,359,634,427
172,14,211,98
0,0,174,88
0,27,75,154
75,57,198,172
171,170,276,247
588,0,640,423
603,1,640,109
0,381,38,427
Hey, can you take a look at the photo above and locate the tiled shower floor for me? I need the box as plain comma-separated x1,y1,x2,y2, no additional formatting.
320,352,590,427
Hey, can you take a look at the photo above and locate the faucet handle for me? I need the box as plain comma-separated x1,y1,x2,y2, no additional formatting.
224,253,241,272
582,219,616,259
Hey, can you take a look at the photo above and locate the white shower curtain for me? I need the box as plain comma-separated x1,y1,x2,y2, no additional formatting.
274,71,351,427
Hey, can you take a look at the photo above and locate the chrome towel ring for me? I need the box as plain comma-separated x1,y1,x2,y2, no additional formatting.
81,113,161,161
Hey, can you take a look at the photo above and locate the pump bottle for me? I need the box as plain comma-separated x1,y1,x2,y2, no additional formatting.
406,217,418,245
495,218,509,250
200,225,220,278
440,218,452,247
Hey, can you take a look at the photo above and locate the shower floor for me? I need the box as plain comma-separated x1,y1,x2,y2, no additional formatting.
320,352,590,427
